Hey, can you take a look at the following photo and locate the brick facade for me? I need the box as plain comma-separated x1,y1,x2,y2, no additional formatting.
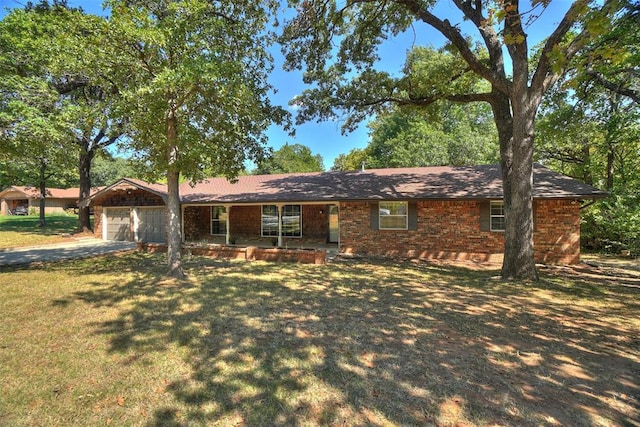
94,187,581,264
339,199,581,264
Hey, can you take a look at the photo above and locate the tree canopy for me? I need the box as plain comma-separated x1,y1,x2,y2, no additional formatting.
102,0,290,277
255,143,324,174
0,1,124,230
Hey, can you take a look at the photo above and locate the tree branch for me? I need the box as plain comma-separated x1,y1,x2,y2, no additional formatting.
585,67,640,103
396,0,511,94
357,92,495,108
531,0,593,95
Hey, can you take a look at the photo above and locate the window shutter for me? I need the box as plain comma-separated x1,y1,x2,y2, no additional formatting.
370,202,379,230
479,201,490,231
408,201,417,230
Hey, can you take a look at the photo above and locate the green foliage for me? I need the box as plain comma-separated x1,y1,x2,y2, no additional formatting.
331,148,368,171
536,7,640,256
103,0,290,183
582,194,640,256
91,153,138,187
364,103,498,169
254,143,324,174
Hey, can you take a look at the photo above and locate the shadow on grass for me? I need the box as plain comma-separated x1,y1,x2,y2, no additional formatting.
70,254,639,426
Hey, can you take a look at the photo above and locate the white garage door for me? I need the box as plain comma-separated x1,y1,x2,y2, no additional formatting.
138,208,166,243
106,208,131,241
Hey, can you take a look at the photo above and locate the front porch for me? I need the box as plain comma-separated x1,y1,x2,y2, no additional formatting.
182,203,340,250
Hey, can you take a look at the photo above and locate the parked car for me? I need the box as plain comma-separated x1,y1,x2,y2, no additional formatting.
13,205,28,215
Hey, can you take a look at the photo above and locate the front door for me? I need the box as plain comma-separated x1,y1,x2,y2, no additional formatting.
328,204,339,243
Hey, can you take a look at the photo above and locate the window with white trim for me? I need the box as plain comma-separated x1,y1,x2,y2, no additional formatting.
490,201,505,231
379,201,408,230
211,206,227,235
261,205,302,237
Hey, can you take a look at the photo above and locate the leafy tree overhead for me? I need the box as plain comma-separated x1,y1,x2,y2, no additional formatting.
281,0,627,280
255,143,324,174
104,0,290,278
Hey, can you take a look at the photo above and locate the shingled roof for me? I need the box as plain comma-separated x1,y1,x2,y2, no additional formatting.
84,164,606,206
0,186,86,200
178,164,606,204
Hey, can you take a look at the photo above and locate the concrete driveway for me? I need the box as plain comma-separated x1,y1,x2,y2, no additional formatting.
0,238,137,267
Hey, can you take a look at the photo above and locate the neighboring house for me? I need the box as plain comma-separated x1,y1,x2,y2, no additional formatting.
0,186,81,216
81,164,607,264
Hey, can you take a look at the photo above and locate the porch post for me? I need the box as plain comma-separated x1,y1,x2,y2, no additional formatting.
180,204,185,243
277,204,283,248
225,205,231,245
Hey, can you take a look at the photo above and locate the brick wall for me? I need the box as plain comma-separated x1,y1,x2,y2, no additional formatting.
94,206,103,239
533,199,580,264
339,199,581,264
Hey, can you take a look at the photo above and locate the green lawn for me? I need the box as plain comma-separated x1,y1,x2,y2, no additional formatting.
0,215,80,248
0,253,638,426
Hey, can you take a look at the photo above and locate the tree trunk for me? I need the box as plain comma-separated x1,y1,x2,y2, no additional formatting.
38,159,47,227
500,93,538,281
606,142,615,192
582,142,593,185
166,107,185,279
77,144,94,232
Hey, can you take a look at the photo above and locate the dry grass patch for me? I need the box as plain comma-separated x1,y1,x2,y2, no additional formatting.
0,253,638,426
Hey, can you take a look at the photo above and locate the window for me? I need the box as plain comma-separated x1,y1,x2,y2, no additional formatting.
490,201,505,231
379,201,408,230
211,206,227,235
262,205,302,237
281,205,302,237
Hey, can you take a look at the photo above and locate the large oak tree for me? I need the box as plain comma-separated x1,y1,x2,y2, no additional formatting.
104,0,289,278
281,0,625,280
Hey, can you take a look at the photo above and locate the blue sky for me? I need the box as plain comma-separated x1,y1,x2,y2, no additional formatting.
0,0,570,169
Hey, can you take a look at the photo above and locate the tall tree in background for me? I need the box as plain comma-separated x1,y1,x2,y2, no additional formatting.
255,143,324,174
331,148,368,171
0,1,123,231
91,153,138,187
365,103,498,169
535,0,640,255
281,0,625,280
104,0,289,278
0,3,77,225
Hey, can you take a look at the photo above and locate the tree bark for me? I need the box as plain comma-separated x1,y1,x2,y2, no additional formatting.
38,159,47,227
77,144,95,232
166,106,185,279
500,91,539,281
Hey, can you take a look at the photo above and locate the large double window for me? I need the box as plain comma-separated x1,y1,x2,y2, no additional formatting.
211,206,227,235
262,205,302,237
379,201,408,230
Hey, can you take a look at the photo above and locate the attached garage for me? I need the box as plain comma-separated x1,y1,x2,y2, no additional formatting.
138,207,166,243
105,208,131,241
